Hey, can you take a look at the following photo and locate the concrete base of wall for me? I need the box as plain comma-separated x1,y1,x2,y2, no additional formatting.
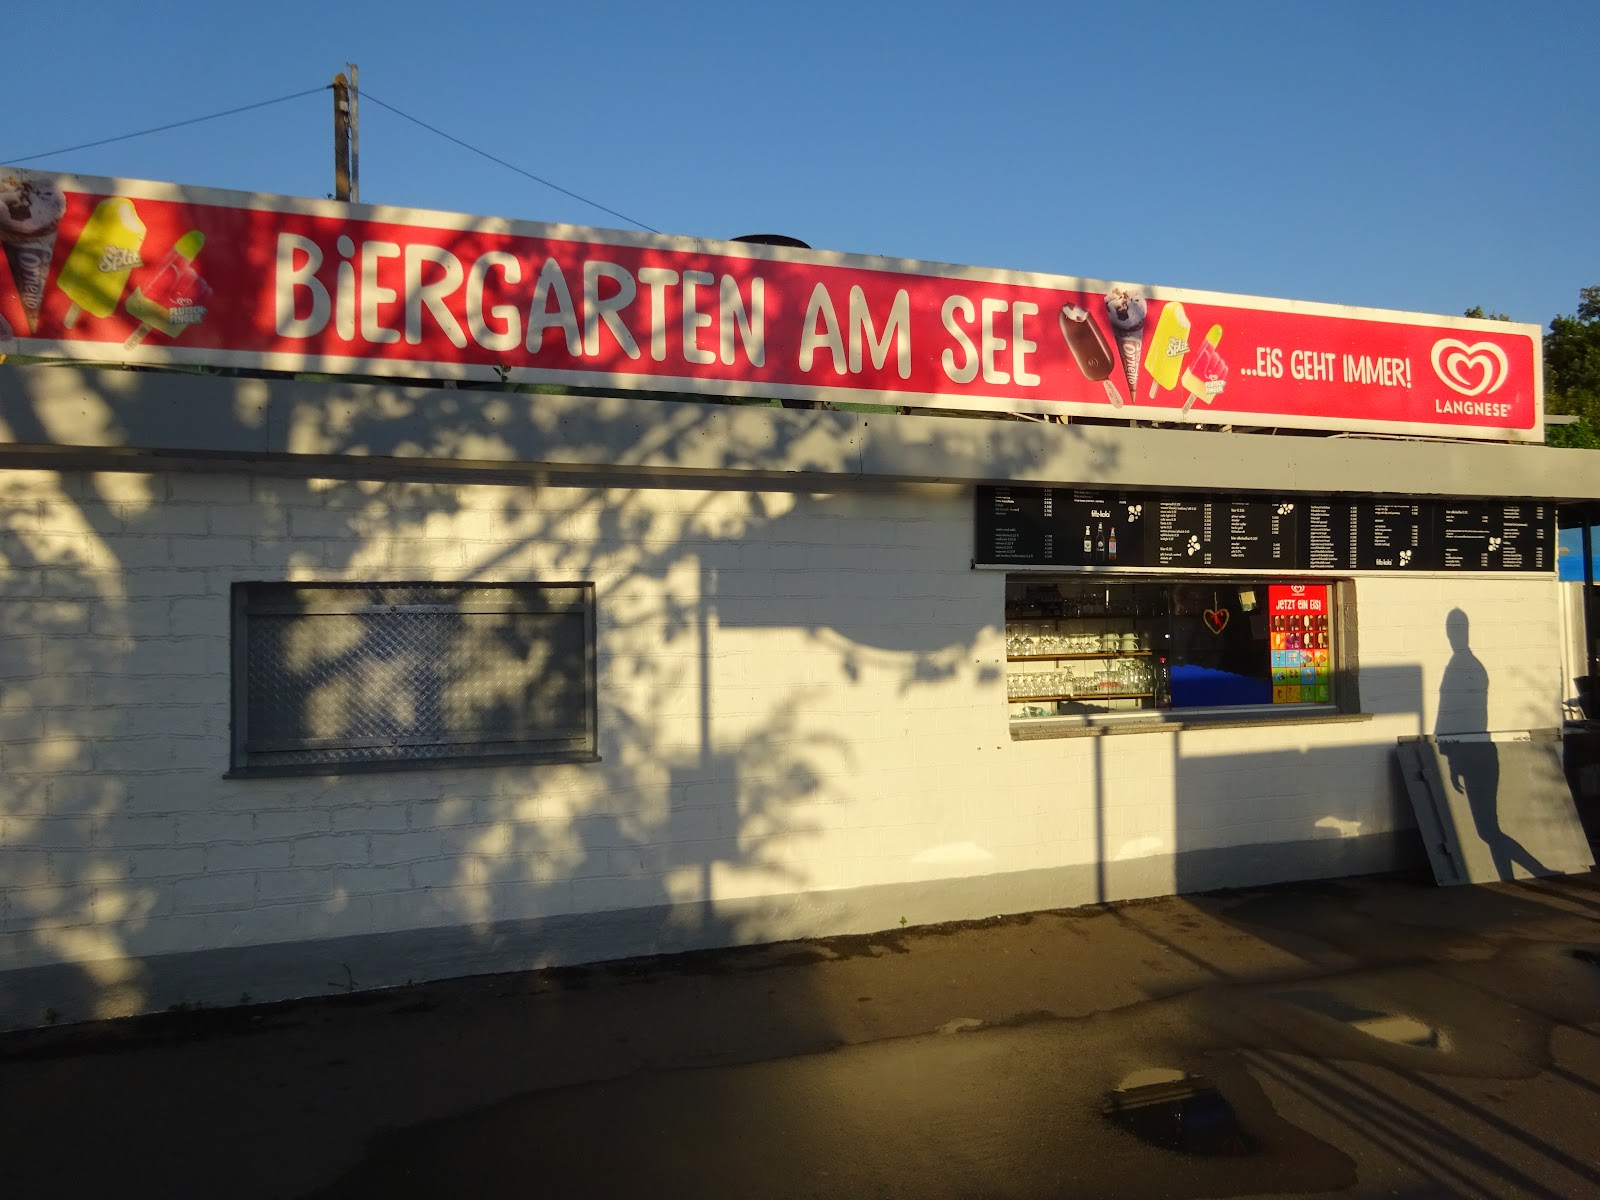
0,831,1424,1031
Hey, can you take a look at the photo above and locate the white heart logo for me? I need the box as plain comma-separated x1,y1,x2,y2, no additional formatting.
1430,339,1509,397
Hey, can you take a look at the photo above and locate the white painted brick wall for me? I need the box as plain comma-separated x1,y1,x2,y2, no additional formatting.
0,467,1573,1003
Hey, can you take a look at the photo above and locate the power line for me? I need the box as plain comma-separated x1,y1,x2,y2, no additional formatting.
360,91,661,234
3,86,331,166
2,81,662,236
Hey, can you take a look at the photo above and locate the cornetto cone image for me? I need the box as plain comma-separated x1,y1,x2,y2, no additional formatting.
1104,285,1147,401
0,171,66,334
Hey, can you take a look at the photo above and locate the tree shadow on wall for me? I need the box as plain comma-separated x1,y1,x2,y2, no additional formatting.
0,356,1125,1032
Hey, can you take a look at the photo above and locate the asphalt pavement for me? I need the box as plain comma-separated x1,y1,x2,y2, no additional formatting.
4,868,1600,1199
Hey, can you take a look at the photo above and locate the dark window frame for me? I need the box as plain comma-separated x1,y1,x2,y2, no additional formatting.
228,581,598,777
1003,573,1359,724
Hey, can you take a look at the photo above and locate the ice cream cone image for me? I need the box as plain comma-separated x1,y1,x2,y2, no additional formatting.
1103,285,1146,403
0,171,67,334
58,197,146,329
124,230,210,348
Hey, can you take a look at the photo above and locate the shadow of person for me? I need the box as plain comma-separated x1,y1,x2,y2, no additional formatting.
1436,609,1546,879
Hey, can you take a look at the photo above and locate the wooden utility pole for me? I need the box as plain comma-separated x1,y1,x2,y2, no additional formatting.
346,63,360,203
332,72,352,201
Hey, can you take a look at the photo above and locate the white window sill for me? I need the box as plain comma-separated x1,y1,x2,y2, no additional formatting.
1009,706,1372,740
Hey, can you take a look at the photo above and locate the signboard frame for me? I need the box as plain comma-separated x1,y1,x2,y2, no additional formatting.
0,167,1544,442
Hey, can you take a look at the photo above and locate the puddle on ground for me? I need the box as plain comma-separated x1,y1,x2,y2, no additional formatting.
1102,1068,1257,1157
1275,990,1450,1051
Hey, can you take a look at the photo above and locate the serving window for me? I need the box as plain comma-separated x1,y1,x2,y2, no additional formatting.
1005,576,1341,722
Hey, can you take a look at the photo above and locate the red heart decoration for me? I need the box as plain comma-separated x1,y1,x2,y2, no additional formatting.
1202,608,1229,635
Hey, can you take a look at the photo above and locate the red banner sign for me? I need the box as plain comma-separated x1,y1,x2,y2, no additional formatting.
0,169,1542,440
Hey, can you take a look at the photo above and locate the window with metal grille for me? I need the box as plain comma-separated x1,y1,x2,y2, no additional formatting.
230,582,597,775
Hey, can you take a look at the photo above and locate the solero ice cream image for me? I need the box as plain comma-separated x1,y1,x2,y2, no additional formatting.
58,196,147,328
1143,301,1192,399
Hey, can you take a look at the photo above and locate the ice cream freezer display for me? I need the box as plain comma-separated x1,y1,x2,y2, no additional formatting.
1003,578,1338,722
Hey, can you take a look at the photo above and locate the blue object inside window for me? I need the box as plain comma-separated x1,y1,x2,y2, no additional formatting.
1170,665,1273,708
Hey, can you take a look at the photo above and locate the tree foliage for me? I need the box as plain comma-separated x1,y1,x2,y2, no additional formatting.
1544,288,1600,413
1542,287,1600,447
1468,290,1600,447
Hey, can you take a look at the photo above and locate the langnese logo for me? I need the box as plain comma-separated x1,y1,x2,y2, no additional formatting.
1430,339,1509,397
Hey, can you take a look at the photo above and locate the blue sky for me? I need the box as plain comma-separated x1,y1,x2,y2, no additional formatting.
7,0,1596,328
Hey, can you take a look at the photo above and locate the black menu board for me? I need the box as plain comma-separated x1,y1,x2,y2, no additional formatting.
1148,495,1305,569
1304,502,1356,571
1438,501,1554,572
975,486,1556,573
1440,503,1498,571
1154,497,1214,566
1058,491,1147,567
1352,502,1433,571
1495,502,1552,571
1220,497,1301,568
974,487,1059,565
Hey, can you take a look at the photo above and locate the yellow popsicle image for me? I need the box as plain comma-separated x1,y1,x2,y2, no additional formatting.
1180,325,1228,417
1142,302,1191,399
58,197,146,329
